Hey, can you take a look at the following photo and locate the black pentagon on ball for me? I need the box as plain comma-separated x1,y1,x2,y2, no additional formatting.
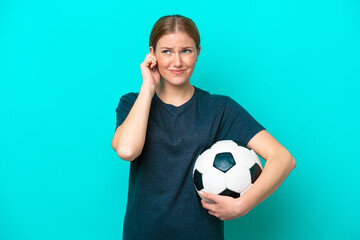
219,188,240,198
250,163,262,183
213,152,236,173
194,169,204,191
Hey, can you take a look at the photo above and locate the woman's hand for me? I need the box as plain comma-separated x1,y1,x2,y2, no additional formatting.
140,53,161,90
199,191,249,221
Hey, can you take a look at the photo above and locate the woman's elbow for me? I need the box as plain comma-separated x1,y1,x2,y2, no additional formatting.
111,136,135,161
112,142,137,161
277,150,296,170
270,148,296,170
289,153,296,170
116,148,136,161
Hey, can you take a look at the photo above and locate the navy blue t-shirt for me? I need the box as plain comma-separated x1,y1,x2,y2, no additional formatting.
115,86,265,240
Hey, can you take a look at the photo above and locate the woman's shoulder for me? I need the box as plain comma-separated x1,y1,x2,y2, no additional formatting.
119,91,139,103
195,86,247,114
196,86,232,103
116,92,139,110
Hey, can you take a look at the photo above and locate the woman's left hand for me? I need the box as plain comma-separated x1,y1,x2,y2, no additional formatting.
199,191,249,221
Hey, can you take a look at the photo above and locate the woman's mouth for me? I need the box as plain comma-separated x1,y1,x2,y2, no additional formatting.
170,69,186,74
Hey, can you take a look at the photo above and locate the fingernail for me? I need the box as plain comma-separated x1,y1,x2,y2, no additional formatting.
199,191,204,195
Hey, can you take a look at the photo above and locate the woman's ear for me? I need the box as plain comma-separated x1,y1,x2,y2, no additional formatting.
196,46,201,61
149,46,155,54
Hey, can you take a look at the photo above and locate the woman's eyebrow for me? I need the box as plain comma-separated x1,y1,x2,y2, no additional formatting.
159,46,194,49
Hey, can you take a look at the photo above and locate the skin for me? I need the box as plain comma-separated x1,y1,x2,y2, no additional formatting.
143,33,296,220
111,31,201,161
200,131,296,220
142,31,201,106
140,31,296,220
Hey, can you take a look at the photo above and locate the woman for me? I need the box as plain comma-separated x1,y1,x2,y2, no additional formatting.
111,14,296,240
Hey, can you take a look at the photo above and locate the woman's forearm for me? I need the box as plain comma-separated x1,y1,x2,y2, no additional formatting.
237,152,296,215
112,84,155,161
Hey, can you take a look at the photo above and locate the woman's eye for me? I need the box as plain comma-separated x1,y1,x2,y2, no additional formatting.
162,50,191,54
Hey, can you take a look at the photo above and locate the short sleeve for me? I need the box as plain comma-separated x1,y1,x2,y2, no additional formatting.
217,97,266,147
115,92,138,132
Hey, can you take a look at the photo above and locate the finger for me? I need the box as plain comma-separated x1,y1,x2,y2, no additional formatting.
141,57,152,68
144,57,157,69
201,200,216,212
144,54,156,65
150,62,158,70
147,54,157,64
208,210,216,216
150,60,157,69
146,53,157,62
149,54,158,64
149,52,157,59
200,191,219,203
209,211,223,220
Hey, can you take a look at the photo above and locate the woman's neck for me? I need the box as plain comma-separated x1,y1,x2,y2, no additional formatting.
155,80,195,107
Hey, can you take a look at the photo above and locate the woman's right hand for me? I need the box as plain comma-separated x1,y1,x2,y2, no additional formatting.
140,53,161,90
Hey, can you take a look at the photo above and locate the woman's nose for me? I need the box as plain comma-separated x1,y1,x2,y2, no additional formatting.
173,53,183,67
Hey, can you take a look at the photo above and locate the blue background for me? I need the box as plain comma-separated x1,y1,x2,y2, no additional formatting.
1,0,359,239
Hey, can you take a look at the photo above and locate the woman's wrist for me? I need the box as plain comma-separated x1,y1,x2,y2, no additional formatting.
140,83,157,96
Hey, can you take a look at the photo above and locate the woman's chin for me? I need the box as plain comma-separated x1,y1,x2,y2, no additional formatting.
161,76,190,86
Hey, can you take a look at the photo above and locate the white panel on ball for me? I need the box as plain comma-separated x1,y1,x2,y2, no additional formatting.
202,168,226,194
210,140,238,153
192,140,263,201
193,149,215,174
250,149,263,169
232,147,256,169
225,165,252,193
240,184,252,196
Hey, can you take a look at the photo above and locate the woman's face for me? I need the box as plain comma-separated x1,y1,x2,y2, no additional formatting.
150,31,200,86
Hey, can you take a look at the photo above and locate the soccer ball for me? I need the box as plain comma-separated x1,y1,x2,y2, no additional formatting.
193,140,263,203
